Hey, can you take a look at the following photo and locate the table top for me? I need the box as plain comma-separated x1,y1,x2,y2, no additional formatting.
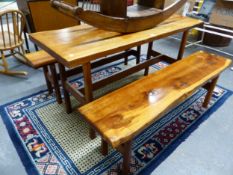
30,15,202,68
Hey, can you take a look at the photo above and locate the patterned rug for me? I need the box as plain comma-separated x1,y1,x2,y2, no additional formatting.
0,57,232,175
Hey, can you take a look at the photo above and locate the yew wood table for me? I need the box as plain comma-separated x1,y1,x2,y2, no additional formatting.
30,15,202,134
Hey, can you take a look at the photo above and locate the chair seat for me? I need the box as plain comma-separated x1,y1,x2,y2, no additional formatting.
0,32,23,50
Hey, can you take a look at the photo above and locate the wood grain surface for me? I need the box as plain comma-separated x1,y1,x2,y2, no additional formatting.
28,0,79,32
25,50,55,68
30,15,202,68
79,51,231,148
51,0,187,33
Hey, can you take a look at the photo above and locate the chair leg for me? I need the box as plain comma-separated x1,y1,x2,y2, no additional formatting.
23,29,30,53
20,45,26,55
43,66,53,94
13,46,28,64
0,51,27,76
49,64,62,104
1,51,8,70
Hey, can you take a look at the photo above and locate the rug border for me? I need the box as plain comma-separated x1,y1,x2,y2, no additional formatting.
138,86,233,175
0,90,47,175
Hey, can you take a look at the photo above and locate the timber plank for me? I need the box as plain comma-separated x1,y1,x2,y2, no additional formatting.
25,50,55,68
30,15,202,68
79,51,231,148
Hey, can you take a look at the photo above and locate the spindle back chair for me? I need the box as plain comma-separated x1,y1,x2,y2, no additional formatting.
80,0,134,12
82,0,100,11
0,9,27,76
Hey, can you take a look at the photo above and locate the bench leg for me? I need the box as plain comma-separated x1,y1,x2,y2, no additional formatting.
118,140,132,175
58,63,72,114
89,129,96,139
203,76,219,108
43,66,53,94
49,64,62,104
101,138,108,156
144,42,153,76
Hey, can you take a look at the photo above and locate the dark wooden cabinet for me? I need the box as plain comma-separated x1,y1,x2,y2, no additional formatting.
16,0,79,32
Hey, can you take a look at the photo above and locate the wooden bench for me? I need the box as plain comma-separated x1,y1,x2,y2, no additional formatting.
79,51,231,174
25,50,62,104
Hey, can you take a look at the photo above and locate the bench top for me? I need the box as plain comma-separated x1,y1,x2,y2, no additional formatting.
25,50,56,68
30,15,202,68
79,51,231,148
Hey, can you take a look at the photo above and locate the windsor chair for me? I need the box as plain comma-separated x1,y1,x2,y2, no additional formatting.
0,10,27,76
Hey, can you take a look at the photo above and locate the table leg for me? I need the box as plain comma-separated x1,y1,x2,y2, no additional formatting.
124,49,129,65
58,63,72,113
82,62,96,139
136,45,141,64
203,76,219,108
177,30,189,60
82,62,93,102
144,42,153,76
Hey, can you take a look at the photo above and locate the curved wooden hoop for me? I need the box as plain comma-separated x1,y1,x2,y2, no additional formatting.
51,0,187,33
